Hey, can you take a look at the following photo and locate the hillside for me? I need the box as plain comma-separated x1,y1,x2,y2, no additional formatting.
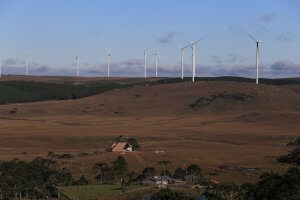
0,76,299,183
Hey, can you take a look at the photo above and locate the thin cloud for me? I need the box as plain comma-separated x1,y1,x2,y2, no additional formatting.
36,65,51,72
157,31,178,44
270,60,300,73
120,58,143,66
260,12,279,23
2,57,300,78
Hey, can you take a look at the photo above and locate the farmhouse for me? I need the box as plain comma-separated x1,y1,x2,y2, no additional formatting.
142,176,174,188
111,142,133,152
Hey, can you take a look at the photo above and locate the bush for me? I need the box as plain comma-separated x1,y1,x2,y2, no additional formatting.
277,148,300,165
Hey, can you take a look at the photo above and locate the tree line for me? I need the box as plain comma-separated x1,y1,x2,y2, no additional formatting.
0,155,299,199
0,81,129,105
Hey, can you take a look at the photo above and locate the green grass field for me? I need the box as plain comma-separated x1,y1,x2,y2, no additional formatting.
59,184,148,200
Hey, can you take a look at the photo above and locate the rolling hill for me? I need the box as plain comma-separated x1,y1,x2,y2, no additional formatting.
0,75,299,183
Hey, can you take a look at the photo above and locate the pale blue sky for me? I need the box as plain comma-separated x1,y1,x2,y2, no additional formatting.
0,0,299,77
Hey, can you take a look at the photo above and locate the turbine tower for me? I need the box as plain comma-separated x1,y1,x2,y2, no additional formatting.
75,55,79,77
180,45,188,79
25,52,29,76
187,38,204,82
107,49,111,78
153,52,158,78
247,34,260,84
144,49,148,78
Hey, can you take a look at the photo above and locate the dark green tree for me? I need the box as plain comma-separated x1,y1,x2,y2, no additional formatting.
126,137,140,150
142,167,156,179
92,162,109,184
186,164,202,176
173,168,186,180
112,156,128,181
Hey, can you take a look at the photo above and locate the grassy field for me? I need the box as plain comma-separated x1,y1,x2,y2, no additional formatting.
0,76,299,184
59,184,149,200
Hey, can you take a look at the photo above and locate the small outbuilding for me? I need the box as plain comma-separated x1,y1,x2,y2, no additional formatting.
111,142,133,152
142,176,174,188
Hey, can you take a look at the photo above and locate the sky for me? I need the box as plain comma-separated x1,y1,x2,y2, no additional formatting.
0,0,300,78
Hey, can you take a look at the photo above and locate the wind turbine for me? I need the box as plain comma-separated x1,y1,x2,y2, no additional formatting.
75,55,79,77
25,52,29,76
107,49,111,78
153,52,158,78
247,34,260,84
187,38,205,82
144,49,149,78
180,45,188,79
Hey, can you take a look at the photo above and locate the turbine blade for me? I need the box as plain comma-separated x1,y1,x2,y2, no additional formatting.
187,41,193,48
246,33,257,42
194,36,206,45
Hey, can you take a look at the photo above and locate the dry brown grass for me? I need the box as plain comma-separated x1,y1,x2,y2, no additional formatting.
0,76,299,183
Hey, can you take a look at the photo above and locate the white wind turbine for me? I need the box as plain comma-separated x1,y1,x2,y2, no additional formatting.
25,52,29,76
153,52,158,78
247,34,261,84
75,55,79,77
180,45,188,79
107,48,111,78
187,38,205,82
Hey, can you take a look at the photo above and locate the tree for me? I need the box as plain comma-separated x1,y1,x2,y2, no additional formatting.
173,168,185,180
186,164,202,176
157,160,171,176
112,156,128,180
241,167,300,200
216,183,240,200
95,167,115,184
92,162,108,184
127,137,140,150
186,164,202,184
142,167,156,179
0,158,74,199
240,183,256,200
